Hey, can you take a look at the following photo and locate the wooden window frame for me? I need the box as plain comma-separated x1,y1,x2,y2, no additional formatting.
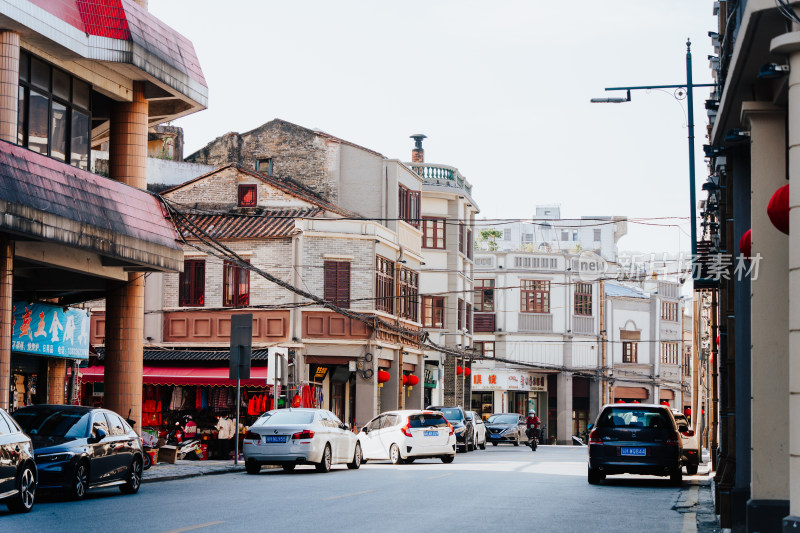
475,279,495,312
375,256,395,314
520,280,550,313
474,341,495,358
238,184,257,207
457,298,464,330
398,185,420,227
422,217,446,249
466,303,473,334
324,260,351,308
179,259,205,307
660,342,679,365
422,296,445,328
223,260,250,307
661,301,678,322
622,341,638,363
397,267,419,322
574,282,592,316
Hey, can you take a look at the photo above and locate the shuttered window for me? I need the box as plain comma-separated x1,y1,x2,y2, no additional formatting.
179,260,205,307
324,261,351,308
397,267,419,321
574,282,592,316
223,260,250,307
398,185,420,227
375,256,394,313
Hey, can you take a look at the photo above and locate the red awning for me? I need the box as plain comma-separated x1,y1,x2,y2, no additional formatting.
78,366,269,387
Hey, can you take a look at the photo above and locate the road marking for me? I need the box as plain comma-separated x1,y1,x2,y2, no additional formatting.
427,473,453,480
161,521,224,533
681,512,697,533
323,489,374,501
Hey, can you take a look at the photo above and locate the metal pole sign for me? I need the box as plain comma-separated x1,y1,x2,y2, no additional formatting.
230,314,252,465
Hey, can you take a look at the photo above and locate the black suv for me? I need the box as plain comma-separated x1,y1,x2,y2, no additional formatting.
426,406,473,452
0,407,36,513
588,403,683,486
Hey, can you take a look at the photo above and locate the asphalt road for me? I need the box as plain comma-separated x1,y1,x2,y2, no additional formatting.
1,445,696,533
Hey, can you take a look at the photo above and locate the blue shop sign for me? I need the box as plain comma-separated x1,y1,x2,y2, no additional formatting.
12,302,90,360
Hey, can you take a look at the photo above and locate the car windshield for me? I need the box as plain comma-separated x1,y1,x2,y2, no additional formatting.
487,414,519,424
13,409,90,439
260,410,315,425
436,408,463,422
597,407,672,429
409,414,447,428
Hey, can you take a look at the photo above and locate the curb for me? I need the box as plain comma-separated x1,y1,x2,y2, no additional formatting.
142,464,279,484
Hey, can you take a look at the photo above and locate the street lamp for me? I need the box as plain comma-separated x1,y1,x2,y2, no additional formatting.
590,40,716,287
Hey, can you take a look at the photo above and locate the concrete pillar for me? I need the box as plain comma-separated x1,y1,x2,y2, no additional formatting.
104,82,147,431
355,355,377,429
0,239,12,410
557,371,573,445
46,359,66,404
380,352,400,412
588,378,601,424
0,31,19,144
406,356,424,410
740,101,790,531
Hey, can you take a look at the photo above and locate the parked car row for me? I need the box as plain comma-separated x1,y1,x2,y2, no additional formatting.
0,404,144,514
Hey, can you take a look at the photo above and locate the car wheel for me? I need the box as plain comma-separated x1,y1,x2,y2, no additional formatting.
143,451,152,470
316,444,333,473
281,464,296,472
588,468,602,485
389,444,402,465
441,455,455,464
69,460,89,500
686,464,698,476
347,443,362,470
479,436,486,450
119,457,142,494
6,464,35,513
245,459,261,475
670,469,683,486
513,434,520,447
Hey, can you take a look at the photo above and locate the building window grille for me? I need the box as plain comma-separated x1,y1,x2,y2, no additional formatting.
520,280,550,313
661,301,678,322
238,184,257,207
574,282,592,316
660,342,679,365
375,256,395,314
397,267,419,322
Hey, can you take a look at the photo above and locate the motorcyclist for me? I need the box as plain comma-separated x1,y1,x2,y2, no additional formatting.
526,410,541,442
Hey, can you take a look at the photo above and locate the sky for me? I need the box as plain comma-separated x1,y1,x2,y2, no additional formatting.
150,0,716,257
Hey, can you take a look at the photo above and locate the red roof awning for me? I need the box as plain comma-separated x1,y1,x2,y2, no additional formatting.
78,366,269,387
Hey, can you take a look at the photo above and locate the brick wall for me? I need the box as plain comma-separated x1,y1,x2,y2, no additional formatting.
301,236,374,311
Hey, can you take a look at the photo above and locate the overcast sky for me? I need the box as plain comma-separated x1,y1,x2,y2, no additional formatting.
150,1,716,257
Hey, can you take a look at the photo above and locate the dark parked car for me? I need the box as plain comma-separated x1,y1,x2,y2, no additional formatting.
588,403,683,486
12,405,144,499
0,407,36,513
426,406,473,452
485,413,528,446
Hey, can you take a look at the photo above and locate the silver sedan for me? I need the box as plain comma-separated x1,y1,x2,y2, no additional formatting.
243,408,362,474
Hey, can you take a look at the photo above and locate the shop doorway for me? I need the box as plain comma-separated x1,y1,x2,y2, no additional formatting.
471,391,493,419
508,391,529,415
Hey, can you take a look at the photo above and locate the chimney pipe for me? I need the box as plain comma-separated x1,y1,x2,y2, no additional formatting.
410,134,426,163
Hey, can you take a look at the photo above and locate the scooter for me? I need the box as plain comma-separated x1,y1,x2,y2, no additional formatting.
527,427,539,451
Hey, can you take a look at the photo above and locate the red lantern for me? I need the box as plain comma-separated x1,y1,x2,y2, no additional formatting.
456,366,463,376
660,400,670,406
767,184,790,235
377,370,390,384
292,395,301,408
465,367,471,376
632,400,640,404
402,374,408,386
716,335,719,348
615,399,625,403
408,375,419,386
740,229,751,258
684,407,692,417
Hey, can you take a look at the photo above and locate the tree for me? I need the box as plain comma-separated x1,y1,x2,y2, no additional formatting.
477,229,503,251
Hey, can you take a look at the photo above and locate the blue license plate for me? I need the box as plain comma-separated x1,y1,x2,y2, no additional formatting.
264,436,287,443
620,447,646,456
489,434,500,438
423,430,438,437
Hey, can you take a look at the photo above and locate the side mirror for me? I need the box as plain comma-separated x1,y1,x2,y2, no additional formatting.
587,423,594,431
362,427,370,434
340,424,349,431
91,428,106,442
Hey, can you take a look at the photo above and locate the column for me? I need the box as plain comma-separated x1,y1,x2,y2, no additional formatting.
46,359,66,404
355,354,377,430
741,101,790,532
380,351,400,412
406,355,424,410
0,239,12,409
556,371,573,445
0,31,19,143
104,82,147,431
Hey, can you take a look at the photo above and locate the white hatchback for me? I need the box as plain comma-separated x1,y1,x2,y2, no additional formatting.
243,408,361,474
358,410,456,464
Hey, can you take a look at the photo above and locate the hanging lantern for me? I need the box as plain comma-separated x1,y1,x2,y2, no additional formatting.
615,399,625,403
403,374,409,386
739,229,751,258
377,370,390,388
292,395,301,408
456,366,463,376
684,407,692,417
465,367,471,377
767,184,790,235
660,400,670,406
408,375,419,386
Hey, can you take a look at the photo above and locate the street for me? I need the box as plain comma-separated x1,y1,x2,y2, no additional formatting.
1,446,702,533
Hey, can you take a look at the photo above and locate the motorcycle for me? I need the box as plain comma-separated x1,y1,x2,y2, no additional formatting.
526,427,540,451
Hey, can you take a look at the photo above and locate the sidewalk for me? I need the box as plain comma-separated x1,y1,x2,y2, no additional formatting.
675,460,721,533
142,459,250,483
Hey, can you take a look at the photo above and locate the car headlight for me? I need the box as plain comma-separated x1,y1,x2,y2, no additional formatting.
36,452,74,463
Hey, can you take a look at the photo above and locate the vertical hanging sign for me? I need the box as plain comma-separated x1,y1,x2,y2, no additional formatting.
230,314,252,466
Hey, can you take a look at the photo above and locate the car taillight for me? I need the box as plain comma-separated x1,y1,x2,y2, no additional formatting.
244,431,260,441
681,430,695,437
667,431,680,446
401,423,412,437
446,420,454,436
588,428,603,445
291,430,315,440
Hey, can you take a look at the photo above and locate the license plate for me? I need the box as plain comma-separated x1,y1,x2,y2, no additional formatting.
489,434,500,438
264,436,287,443
423,430,438,437
620,447,646,456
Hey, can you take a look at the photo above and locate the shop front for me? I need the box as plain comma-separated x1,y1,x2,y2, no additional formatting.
471,369,548,420
304,359,357,428
613,386,650,403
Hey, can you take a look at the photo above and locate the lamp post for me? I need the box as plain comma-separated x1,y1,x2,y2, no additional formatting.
590,40,716,284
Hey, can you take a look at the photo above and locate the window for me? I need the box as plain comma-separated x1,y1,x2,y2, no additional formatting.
459,223,465,254
474,341,495,358
661,301,678,322
594,229,602,241
466,303,473,334
91,412,109,435
503,229,511,240
375,256,394,314
397,267,419,321
223,260,250,307
256,158,273,176
179,260,205,306
457,298,464,330
398,185,420,227
574,282,592,316
622,342,638,363
475,279,495,312
422,218,446,249
683,346,692,376
422,296,445,328
238,184,257,207
105,413,127,436
522,233,534,243
520,280,550,313
661,342,679,365
17,51,91,170
466,228,473,259
324,261,351,308
561,230,569,241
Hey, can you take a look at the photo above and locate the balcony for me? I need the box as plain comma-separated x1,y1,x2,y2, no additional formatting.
410,163,473,197
518,314,553,333
572,316,595,335
474,313,496,332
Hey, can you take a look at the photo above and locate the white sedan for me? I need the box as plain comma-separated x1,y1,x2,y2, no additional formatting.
243,408,361,474
358,410,457,464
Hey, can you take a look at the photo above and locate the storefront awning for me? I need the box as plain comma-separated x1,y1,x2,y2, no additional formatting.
613,386,649,400
659,389,675,400
78,366,269,387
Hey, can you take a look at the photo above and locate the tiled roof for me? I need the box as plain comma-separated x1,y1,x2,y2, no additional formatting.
96,347,271,362
0,140,182,269
182,208,322,240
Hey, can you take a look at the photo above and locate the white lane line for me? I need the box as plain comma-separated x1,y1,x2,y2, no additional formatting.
427,473,454,480
323,489,375,501
681,512,697,533
161,521,225,533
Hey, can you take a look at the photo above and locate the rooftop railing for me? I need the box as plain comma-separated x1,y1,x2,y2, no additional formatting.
410,163,473,196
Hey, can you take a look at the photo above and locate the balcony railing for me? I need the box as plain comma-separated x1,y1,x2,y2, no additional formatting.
410,163,473,196
474,313,495,332
572,316,594,335
518,313,553,333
